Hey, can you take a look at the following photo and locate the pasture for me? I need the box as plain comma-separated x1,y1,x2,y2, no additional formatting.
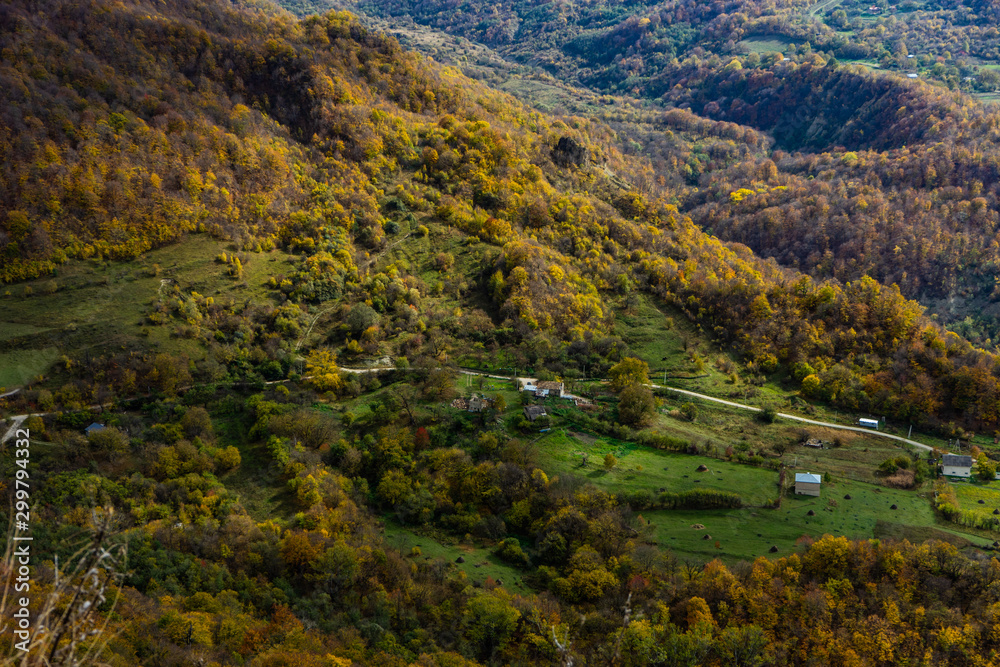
384,522,530,590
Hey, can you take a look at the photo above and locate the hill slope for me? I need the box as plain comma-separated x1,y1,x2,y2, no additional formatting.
7,2,1000,666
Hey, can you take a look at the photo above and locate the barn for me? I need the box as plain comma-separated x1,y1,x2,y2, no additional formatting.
794,472,822,496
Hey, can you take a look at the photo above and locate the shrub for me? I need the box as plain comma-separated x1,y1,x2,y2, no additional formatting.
758,406,777,423
214,446,242,471
655,489,743,510
495,538,531,568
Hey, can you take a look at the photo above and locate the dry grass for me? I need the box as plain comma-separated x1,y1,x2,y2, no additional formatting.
882,469,916,489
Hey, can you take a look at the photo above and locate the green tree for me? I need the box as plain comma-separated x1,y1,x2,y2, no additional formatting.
181,406,213,439
346,303,380,335
463,593,521,662
214,446,242,470
714,624,768,667
758,406,778,424
604,452,617,470
977,453,997,481
377,469,413,507
87,427,129,455
801,374,822,398
619,384,656,426
608,357,650,392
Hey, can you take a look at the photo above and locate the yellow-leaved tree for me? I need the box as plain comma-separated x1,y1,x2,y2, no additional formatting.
306,349,344,394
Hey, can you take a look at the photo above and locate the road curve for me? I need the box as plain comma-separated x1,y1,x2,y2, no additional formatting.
1,413,45,445
654,384,935,453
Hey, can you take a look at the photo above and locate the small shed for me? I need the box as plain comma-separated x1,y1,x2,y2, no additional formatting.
795,472,822,496
523,405,547,422
467,395,487,412
517,378,538,393
942,454,973,478
858,418,879,429
84,423,106,435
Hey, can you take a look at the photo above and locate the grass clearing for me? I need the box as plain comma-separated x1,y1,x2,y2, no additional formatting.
214,413,295,522
645,478,988,564
535,428,781,505
0,322,52,343
953,480,1000,521
642,393,928,483
840,59,882,69
384,522,531,589
0,348,61,387
534,400,989,564
0,234,298,391
737,35,802,54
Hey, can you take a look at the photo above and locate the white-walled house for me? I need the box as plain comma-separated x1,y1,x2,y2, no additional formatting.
942,454,973,478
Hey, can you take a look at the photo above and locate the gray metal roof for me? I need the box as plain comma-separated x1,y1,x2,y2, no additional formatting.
795,473,822,484
942,454,973,467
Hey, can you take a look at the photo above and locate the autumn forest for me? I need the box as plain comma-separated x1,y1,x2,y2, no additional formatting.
5,0,1000,664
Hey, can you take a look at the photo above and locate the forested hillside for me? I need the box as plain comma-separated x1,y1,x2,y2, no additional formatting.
7,0,1000,665
305,0,1000,346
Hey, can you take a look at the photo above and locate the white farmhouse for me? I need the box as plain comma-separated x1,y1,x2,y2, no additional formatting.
941,454,973,478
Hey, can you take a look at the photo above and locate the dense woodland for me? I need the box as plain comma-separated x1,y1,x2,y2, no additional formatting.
334,0,1000,344
8,0,1000,665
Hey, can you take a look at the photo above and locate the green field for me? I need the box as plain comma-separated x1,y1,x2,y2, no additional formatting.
953,480,1000,521
535,428,781,505
384,522,531,590
0,321,52,342
840,59,882,69
0,234,298,392
535,411,991,564
0,347,61,388
642,477,990,563
737,36,801,54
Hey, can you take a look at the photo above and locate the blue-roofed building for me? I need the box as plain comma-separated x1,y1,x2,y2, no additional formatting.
794,472,822,496
84,423,105,435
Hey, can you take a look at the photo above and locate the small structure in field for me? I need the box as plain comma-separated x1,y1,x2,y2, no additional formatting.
523,405,547,421
467,394,489,412
803,438,824,448
516,377,537,392
941,454,973,478
452,394,493,412
794,472,822,496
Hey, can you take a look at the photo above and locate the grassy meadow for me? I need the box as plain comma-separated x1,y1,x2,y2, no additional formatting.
384,522,531,590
